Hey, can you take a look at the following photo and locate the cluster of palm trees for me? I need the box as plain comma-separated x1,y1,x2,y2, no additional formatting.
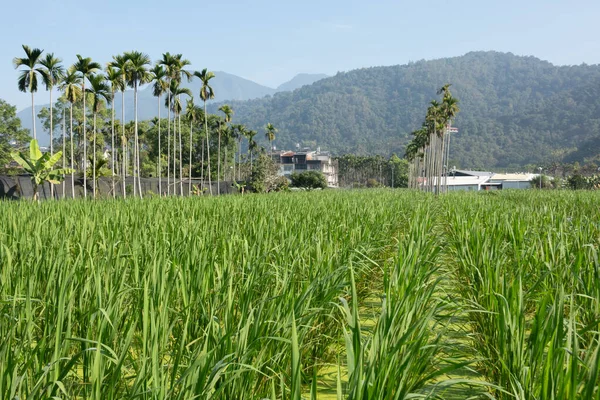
14,44,278,199
405,84,459,193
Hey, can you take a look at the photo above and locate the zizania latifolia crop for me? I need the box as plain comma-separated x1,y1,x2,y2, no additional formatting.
0,190,599,399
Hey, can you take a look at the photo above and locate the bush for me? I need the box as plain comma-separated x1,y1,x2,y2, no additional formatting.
250,153,288,193
366,178,381,188
290,171,327,189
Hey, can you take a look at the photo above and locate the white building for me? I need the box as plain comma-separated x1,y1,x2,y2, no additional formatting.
271,148,339,187
430,170,537,191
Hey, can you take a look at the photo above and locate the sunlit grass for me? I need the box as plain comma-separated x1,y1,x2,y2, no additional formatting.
1,190,599,399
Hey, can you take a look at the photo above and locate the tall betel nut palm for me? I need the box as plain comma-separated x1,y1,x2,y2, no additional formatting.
109,54,130,197
13,45,45,140
124,51,152,198
59,68,82,198
39,53,64,198
87,74,111,198
72,55,101,198
265,122,277,156
218,104,233,195
105,66,125,198
194,68,216,195
150,64,168,195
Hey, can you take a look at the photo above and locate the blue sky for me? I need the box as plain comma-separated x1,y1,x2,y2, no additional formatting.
2,0,599,111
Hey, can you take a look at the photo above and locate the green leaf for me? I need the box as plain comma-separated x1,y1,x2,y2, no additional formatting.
10,151,34,173
29,139,42,161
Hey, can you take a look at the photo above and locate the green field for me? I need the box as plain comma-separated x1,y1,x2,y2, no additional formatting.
1,190,599,399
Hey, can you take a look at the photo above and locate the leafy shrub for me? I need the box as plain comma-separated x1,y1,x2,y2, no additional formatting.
290,171,327,189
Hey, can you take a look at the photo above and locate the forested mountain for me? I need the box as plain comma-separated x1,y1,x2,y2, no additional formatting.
207,52,600,168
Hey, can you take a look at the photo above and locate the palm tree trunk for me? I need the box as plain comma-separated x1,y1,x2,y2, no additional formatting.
31,91,36,140
49,89,54,199
204,101,212,195
445,125,452,193
189,118,193,195
173,112,177,196
122,90,126,198
238,138,242,181
178,106,183,195
232,140,235,184
134,81,143,199
62,108,67,200
167,84,171,195
224,147,228,186
200,130,205,192
82,83,87,198
111,91,115,199
93,112,97,198
217,122,221,196
70,104,75,199
157,95,162,195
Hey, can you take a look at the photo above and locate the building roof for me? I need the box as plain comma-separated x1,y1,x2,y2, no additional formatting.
431,175,491,186
489,173,536,182
453,170,494,177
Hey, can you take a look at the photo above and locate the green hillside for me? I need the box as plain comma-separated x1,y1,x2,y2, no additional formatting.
210,51,600,168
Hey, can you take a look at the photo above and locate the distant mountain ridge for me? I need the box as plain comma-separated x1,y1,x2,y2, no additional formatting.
205,51,600,168
276,73,330,91
17,72,328,146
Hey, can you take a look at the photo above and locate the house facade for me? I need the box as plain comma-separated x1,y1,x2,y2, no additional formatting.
271,148,339,187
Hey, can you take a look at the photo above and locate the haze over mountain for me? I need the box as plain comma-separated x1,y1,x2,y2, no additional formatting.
17,72,328,145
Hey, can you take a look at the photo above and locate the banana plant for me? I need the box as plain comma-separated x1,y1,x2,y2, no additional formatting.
11,139,74,201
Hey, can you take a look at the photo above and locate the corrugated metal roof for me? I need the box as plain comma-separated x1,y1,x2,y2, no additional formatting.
430,176,491,186
454,170,494,177
489,173,536,181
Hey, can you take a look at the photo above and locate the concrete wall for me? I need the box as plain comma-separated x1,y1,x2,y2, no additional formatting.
501,181,532,189
448,184,479,192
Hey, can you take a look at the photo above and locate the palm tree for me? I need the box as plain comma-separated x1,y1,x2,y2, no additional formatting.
72,55,101,198
108,54,130,198
39,54,64,156
265,122,277,156
13,45,45,140
438,85,459,193
59,68,81,198
247,130,258,171
124,51,152,199
235,124,247,181
159,53,192,196
166,81,192,195
150,65,168,195
87,74,111,198
105,66,124,198
218,104,233,195
185,99,198,194
39,53,64,198
194,68,216,195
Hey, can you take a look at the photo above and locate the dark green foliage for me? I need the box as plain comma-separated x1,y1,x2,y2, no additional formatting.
0,99,30,170
208,51,600,168
336,154,408,188
530,175,554,189
250,152,282,193
567,173,600,190
290,170,327,189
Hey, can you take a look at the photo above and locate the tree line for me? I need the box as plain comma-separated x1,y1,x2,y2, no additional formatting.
13,45,279,199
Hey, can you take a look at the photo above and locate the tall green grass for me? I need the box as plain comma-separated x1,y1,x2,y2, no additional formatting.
1,190,599,399
0,191,412,399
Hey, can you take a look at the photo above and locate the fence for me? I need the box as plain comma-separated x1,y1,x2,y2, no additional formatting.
0,175,236,200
